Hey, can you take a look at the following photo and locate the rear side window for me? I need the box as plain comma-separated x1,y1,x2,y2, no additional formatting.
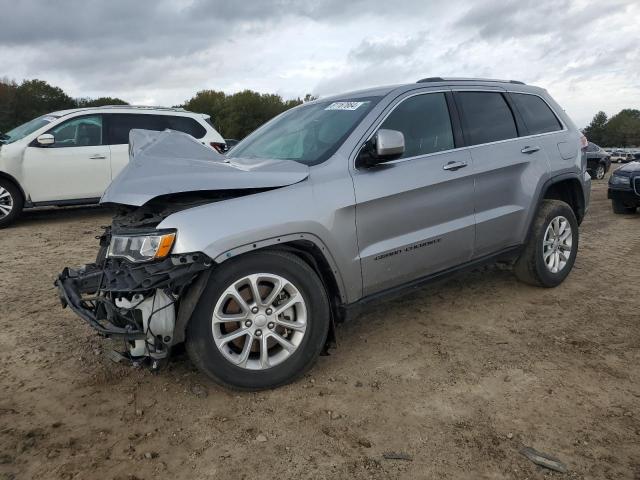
106,114,165,145
511,93,562,135
379,92,454,159
163,116,207,139
106,114,207,145
456,92,518,146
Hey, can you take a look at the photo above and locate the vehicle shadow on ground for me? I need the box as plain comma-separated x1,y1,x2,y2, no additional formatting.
10,205,114,229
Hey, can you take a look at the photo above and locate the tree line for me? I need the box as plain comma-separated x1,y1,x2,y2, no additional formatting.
0,78,127,134
0,78,313,140
582,109,640,147
5,77,637,146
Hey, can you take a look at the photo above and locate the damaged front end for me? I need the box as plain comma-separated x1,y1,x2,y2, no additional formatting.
56,129,311,369
56,225,212,368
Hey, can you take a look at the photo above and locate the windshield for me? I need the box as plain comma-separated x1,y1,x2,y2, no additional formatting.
228,97,381,165
1,114,60,144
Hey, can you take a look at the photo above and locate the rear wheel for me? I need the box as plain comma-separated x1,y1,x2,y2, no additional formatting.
514,200,579,288
0,179,24,229
595,164,606,180
186,250,330,390
612,199,636,214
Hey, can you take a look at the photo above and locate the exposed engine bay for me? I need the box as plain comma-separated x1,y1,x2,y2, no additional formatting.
108,189,269,229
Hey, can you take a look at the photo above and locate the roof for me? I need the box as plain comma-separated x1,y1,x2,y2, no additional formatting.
313,77,541,103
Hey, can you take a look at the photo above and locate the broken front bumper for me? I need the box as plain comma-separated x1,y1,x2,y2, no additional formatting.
55,253,212,343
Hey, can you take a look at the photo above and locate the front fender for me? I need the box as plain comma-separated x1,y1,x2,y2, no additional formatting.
157,178,361,302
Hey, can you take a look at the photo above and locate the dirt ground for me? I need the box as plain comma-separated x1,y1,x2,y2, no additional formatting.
0,176,638,480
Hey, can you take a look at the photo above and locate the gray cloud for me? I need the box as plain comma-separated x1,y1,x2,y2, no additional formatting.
0,0,638,126
349,33,427,63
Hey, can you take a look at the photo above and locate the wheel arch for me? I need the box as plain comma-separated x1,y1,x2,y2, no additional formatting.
539,174,586,225
0,171,27,204
174,234,347,349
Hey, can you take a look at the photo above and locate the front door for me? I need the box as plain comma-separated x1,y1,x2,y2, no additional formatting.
352,91,476,296
22,114,111,202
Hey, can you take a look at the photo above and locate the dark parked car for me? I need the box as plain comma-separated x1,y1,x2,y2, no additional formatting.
608,161,640,213
585,142,611,180
224,138,239,151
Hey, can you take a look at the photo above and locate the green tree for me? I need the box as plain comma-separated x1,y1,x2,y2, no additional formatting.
583,111,608,145
603,109,640,147
183,89,302,139
75,96,129,108
14,79,76,126
0,78,18,133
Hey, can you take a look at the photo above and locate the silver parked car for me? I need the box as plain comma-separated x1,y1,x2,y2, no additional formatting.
57,78,591,390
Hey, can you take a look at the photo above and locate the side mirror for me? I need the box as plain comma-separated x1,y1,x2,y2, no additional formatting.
357,129,405,168
36,134,55,146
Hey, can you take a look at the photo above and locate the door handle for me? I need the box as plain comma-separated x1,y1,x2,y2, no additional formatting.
89,154,107,160
521,146,540,154
443,160,468,171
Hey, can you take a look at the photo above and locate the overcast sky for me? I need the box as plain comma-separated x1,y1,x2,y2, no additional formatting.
1,0,638,127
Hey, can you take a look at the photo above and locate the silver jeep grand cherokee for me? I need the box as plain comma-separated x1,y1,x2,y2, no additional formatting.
57,78,591,390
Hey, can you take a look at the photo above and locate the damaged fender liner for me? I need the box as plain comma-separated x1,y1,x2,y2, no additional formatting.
55,253,212,341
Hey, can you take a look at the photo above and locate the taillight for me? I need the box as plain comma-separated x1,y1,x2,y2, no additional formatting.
579,134,588,151
210,142,227,153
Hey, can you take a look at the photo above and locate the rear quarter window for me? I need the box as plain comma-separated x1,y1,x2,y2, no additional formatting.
163,116,207,139
511,93,562,135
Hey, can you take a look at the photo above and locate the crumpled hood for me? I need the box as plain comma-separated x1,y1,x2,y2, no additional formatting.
101,129,309,206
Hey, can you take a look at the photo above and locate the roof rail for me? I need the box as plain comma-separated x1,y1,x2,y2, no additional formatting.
416,77,445,83
416,77,526,85
93,105,187,112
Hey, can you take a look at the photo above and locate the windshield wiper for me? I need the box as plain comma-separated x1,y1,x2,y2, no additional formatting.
0,133,9,141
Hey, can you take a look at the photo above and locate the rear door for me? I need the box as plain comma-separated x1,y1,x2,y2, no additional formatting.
105,114,211,179
22,114,111,202
104,114,166,179
352,91,476,296
454,89,550,257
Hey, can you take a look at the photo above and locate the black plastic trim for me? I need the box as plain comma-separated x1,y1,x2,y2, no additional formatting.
340,245,522,322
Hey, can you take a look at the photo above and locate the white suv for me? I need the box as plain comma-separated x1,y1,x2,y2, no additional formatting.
0,106,225,227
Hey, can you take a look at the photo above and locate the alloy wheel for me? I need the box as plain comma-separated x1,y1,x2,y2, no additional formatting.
596,165,605,180
211,273,307,370
542,216,572,274
0,187,13,219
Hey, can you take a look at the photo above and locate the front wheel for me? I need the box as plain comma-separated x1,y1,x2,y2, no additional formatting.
514,200,579,288
612,199,636,214
0,179,24,229
595,164,606,180
186,250,330,390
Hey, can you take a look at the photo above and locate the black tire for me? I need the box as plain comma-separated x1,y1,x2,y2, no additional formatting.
612,199,636,214
595,163,606,180
186,250,330,390
514,200,579,288
0,178,24,229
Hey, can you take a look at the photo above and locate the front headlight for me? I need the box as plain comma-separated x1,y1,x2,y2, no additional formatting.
107,231,176,263
609,174,631,186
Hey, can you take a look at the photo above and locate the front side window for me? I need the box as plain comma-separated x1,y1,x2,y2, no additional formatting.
228,97,381,166
456,92,518,146
47,115,103,148
511,93,562,135
379,93,454,159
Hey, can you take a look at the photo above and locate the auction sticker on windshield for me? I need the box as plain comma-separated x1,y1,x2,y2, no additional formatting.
325,101,367,111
